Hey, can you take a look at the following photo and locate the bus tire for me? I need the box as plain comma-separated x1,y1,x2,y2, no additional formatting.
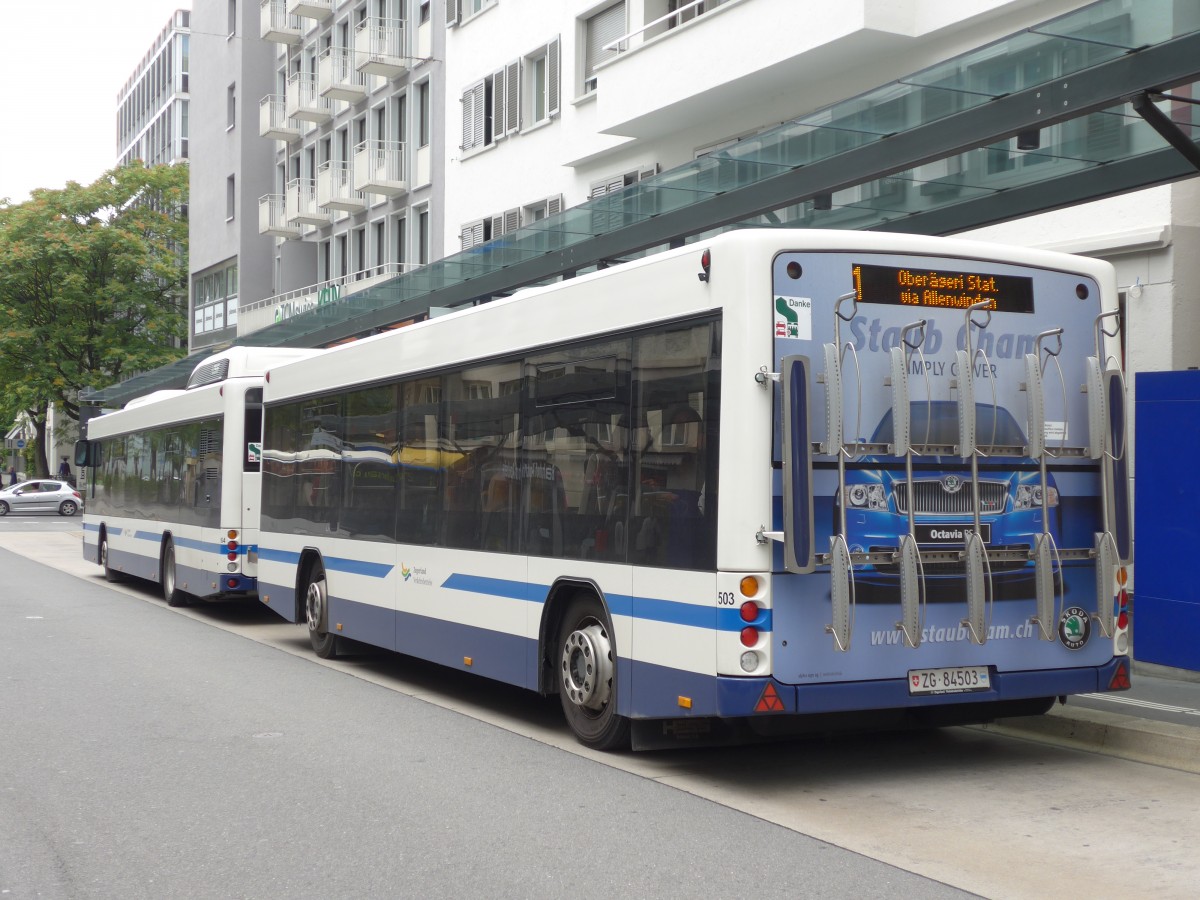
556,594,630,751
161,539,189,607
99,533,123,583
304,561,338,659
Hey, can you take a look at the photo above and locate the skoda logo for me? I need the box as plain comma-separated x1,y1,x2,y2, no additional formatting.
1058,606,1092,650
941,474,964,493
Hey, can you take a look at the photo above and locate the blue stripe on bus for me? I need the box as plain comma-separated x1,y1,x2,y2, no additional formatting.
258,546,392,579
440,573,544,602
442,573,770,633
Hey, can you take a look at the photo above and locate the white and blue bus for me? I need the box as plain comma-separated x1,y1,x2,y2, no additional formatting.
77,347,314,606
248,229,1132,750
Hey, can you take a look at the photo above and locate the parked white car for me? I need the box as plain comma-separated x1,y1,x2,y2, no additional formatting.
0,480,82,517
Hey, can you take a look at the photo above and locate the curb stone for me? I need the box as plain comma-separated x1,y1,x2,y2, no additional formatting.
972,705,1200,774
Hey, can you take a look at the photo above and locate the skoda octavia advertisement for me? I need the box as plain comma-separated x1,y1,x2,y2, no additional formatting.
839,401,1058,599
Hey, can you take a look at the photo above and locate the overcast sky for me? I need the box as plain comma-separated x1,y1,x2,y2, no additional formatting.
0,0,192,205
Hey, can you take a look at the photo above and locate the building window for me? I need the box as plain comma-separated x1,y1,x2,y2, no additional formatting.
372,221,386,270
524,38,559,127
417,210,432,266
417,81,430,148
192,260,239,338
227,84,236,130
582,2,624,94
448,0,496,26
228,0,237,36
226,175,236,220
394,215,407,268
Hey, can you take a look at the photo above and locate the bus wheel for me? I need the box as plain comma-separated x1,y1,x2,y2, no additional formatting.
305,562,338,659
161,539,188,608
99,534,123,583
556,595,630,751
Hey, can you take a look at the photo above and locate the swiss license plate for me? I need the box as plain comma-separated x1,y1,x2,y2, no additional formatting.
908,666,991,695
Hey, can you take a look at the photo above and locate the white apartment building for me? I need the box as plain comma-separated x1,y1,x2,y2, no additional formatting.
180,0,1199,395
117,9,191,168
440,0,1199,383
243,0,445,338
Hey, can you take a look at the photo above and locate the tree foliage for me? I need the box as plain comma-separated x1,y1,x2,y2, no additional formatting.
0,163,188,470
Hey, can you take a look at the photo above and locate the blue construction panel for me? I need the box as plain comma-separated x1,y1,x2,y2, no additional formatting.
1134,371,1200,670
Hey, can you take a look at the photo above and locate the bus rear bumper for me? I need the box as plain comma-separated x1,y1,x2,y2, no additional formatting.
715,657,1129,718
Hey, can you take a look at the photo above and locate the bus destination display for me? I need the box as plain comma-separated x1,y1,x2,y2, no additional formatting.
853,263,1035,313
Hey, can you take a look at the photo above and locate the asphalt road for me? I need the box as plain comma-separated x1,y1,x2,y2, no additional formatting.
3,528,1198,899
0,541,970,900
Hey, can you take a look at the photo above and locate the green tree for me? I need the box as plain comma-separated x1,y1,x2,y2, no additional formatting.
0,163,188,475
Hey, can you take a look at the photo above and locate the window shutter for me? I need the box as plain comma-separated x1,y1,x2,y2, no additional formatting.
461,86,475,150
461,220,483,248
489,214,506,237
546,37,560,117
504,60,520,134
503,207,521,234
491,68,507,140
546,194,562,216
585,2,625,84
446,0,459,26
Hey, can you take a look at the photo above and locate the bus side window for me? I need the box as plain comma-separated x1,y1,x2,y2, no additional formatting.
631,322,718,570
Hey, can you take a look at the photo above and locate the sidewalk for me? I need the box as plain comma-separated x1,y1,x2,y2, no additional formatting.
3,528,1198,772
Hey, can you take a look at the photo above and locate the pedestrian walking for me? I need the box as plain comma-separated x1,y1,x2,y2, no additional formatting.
7,464,16,486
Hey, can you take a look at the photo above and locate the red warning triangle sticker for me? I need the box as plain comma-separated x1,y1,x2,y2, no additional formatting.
1109,663,1131,691
755,683,785,713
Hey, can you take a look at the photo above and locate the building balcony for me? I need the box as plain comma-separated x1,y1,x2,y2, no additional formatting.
317,161,366,212
259,95,300,141
354,17,407,78
286,72,331,124
286,178,329,226
285,0,332,22
260,0,302,44
318,47,366,104
353,140,407,197
259,194,299,238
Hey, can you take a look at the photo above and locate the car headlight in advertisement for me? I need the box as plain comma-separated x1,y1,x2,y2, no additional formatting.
1014,484,1059,510
845,483,888,510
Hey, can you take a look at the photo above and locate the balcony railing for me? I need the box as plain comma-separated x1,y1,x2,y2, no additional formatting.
259,95,300,141
260,0,302,44
286,178,329,226
258,194,299,238
317,161,366,212
318,47,366,104
286,72,331,124
285,0,332,21
354,17,407,78
353,140,407,196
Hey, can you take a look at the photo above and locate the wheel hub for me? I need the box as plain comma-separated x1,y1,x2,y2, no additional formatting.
560,623,613,711
306,581,325,632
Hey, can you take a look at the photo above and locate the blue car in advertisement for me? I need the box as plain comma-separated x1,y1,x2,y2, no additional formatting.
840,401,1058,599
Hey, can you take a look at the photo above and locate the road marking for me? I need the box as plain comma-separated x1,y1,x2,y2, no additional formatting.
1080,693,1200,717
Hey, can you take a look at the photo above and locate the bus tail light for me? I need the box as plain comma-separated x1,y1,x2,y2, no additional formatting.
740,601,758,623
740,626,758,647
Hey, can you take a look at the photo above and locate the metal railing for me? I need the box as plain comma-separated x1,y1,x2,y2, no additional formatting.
354,16,406,70
353,140,407,193
260,0,302,42
603,0,729,52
